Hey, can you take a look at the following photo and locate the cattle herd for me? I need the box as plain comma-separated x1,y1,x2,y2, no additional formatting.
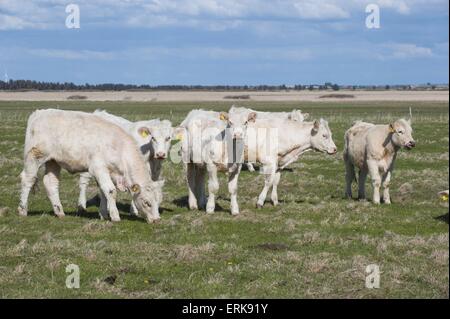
17,106,416,223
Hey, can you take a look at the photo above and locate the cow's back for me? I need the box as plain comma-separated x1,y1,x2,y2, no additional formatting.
25,109,135,172
344,121,374,169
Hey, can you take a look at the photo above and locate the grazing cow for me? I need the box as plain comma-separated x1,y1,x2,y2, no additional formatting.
18,109,162,223
229,106,309,172
77,110,173,215
243,118,337,207
179,109,257,215
343,118,416,204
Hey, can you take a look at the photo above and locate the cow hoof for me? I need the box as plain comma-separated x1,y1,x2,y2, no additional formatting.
256,203,264,209
231,211,240,216
110,216,121,222
77,205,86,215
18,206,27,217
55,213,65,219
206,204,215,214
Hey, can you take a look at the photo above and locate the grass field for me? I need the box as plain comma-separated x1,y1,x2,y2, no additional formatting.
0,100,448,298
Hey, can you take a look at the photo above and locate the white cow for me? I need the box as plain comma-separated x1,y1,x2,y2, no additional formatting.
243,117,337,207
229,105,308,122
344,118,416,204
179,109,257,215
18,109,162,223
77,110,173,215
229,105,309,172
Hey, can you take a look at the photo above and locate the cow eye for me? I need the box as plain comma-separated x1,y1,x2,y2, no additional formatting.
322,134,328,139
165,136,171,141
398,130,403,134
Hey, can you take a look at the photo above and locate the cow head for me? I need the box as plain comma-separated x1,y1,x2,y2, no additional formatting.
389,118,415,150
310,119,337,155
130,180,164,223
149,121,174,160
221,111,257,140
289,109,309,122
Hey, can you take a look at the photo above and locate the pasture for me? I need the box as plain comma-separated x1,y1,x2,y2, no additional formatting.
0,100,448,298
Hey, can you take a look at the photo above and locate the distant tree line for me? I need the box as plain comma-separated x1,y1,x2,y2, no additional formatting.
0,80,334,91
0,79,446,91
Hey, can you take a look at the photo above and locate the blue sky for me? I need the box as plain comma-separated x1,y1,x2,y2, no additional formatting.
0,0,448,85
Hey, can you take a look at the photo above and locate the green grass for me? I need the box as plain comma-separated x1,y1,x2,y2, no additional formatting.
0,100,448,298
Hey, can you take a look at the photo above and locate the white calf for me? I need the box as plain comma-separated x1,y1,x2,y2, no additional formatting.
180,109,257,215
344,118,415,204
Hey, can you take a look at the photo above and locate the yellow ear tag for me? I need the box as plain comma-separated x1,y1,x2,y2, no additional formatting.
219,113,226,121
131,185,140,193
141,130,149,138
176,133,184,141
441,194,448,202
389,126,395,133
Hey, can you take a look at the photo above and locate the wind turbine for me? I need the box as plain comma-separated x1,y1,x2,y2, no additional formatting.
4,69,8,82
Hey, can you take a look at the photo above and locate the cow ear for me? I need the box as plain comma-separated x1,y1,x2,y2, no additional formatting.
130,184,141,194
138,127,151,138
247,112,257,123
172,127,185,141
313,119,320,130
388,124,395,133
219,112,229,121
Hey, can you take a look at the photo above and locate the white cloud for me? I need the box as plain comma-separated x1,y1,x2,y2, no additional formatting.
390,44,433,58
29,49,117,60
0,14,30,30
0,0,447,31
25,46,312,62
379,43,434,59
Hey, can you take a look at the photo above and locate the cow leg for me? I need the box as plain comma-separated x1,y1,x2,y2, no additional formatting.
42,160,65,218
129,200,139,216
228,165,242,215
149,158,162,181
246,163,255,172
196,166,207,209
77,172,92,213
92,167,120,222
358,169,368,200
382,170,392,204
344,160,355,199
186,163,199,210
257,164,276,208
18,152,43,217
98,191,110,220
206,164,219,214
271,171,281,206
367,161,381,204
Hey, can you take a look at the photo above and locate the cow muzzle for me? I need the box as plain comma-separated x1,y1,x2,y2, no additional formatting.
155,152,167,159
327,147,337,155
405,141,416,149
